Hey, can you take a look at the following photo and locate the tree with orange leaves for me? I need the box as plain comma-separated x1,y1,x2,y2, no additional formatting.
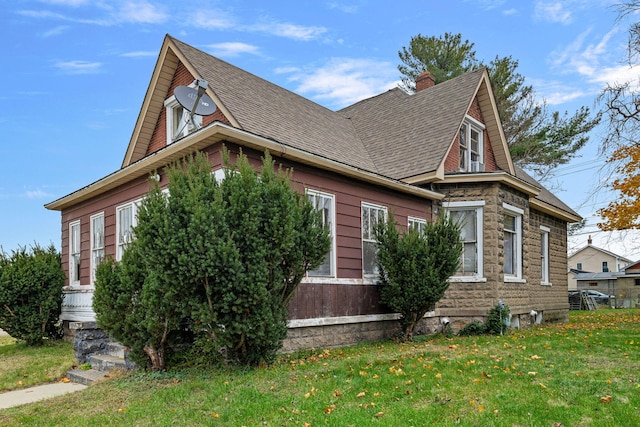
599,144,640,230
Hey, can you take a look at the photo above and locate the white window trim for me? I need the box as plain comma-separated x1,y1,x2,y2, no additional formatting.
540,225,551,286
361,202,387,278
443,200,485,280
408,216,427,233
69,220,81,287
459,116,486,172
164,83,203,144
90,212,105,286
306,189,336,278
503,203,524,282
115,201,139,261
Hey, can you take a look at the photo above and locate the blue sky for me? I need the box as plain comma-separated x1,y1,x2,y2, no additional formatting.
1,0,639,258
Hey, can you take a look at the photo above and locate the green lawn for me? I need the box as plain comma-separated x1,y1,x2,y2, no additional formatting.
1,310,639,426
0,336,75,392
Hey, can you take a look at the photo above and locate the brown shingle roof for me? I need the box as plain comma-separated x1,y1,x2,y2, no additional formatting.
339,69,484,180
171,37,377,173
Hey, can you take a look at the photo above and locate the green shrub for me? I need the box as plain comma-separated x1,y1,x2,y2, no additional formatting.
375,214,462,341
457,303,510,336
94,149,330,369
457,321,486,336
0,244,65,346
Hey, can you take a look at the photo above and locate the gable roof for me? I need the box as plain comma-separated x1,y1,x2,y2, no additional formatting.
48,34,579,223
569,243,634,264
339,68,514,181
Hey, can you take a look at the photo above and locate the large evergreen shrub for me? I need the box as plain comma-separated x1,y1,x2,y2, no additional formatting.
375,214,462,341
0,244,65,345
93,149,330,369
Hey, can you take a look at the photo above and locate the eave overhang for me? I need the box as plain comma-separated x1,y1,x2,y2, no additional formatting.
46,122,443,211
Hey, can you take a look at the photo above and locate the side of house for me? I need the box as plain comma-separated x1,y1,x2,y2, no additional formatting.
568,237,633,290
46,34,580,351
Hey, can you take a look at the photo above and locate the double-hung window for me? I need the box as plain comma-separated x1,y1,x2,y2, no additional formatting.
164,87,203,143
408,216,427,234
116,202,137,261
540,226,550,285
362,203,387,276
444,201,484,278
69,220,81,286
306,190,335,277
503,203,523,281
90,213,105,285
459,117,485,172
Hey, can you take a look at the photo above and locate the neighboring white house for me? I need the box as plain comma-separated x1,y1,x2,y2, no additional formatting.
568,235,633,291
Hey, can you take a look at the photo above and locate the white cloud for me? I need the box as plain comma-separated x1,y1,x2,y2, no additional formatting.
534,1,573,25
42,25,69,37
248,21,327,41
326,2,359,13
24,189,53,199
285,58,398,108
116,1,167,24
503,8,518,16
39,0,88,6
53,60,103,74
189,9,236,29
120,50,157,57
205,42,260,57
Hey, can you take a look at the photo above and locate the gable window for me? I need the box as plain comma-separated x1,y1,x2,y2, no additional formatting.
116,202,137,261
408,216,426,234
577,262,583,270
602,261,609,273
540,226,550,285
69,220,81,286
503,203,523,281
307,190,335,277
459,117,485,172
444,201,484,278
90,213,104,285
164,90,202,143
362,202,387,276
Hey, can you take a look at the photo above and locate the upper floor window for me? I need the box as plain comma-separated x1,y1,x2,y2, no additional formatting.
69,220,81,286
602,261,609,273
164,87,203,143
408,216,426,234
116,202,137,261
90,213,105,285
503,203,523,281
362,202,387,277
306,190,335,277
577,262,583,270
445,200,484,278
459,117,485,172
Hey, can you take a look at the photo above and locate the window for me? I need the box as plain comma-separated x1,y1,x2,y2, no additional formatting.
90,213,105,285
69,220,81,285
444,201,484,277
116,202,137,261
307,190,335,277
503,204,523,280
577,262,583,270
540,226,550,285
164,92,202,143
634,278,640,286
602,261,609,272
459,117,485,172
408,216,426,234
362,203,387,276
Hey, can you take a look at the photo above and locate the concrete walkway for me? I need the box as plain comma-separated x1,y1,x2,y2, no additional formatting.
0,382,87,409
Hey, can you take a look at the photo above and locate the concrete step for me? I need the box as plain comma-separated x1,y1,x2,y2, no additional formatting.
67,369,108,386
88,353,128,372
104,342,128,359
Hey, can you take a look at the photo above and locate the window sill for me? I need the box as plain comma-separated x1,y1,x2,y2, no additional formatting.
504,277,526,284
540,282,553,286
449,276,487,283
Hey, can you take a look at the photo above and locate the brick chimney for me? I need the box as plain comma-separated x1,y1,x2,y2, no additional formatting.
415,71,435,92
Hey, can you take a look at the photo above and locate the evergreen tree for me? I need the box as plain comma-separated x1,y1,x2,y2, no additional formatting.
375,214,461,342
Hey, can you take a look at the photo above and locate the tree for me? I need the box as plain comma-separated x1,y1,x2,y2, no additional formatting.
398,33,599,178
597,1,640,231
0,244,65,346
375,214,462,342
94,149,330,369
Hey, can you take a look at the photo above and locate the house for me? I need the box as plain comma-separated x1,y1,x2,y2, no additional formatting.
568,235,633,290
572,260,640,308
45,35,581,350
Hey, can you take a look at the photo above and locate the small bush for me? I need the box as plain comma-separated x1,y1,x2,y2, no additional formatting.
457,304,510,336
0,244,65,346
457,321,485,336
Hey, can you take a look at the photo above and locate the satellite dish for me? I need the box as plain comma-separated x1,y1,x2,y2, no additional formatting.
174,83,216,116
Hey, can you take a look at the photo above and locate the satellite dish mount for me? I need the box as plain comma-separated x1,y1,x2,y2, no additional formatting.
172,79,217,140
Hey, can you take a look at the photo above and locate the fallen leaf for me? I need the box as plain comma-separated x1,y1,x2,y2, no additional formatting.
334,390,342,397
210,413,220,418
60,377,70,383
528,372,538,376
374,411,385,418
356,391,366,398
600,395,612,403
